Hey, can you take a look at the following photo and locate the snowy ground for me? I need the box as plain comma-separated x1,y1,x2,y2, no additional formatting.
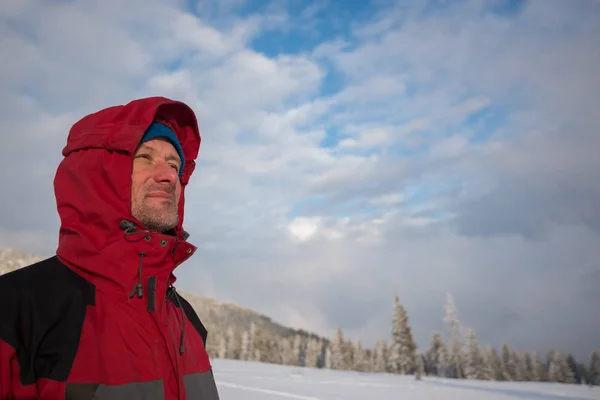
211,359,600,400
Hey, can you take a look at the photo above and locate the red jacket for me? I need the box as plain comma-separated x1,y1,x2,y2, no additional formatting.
0,97,220,399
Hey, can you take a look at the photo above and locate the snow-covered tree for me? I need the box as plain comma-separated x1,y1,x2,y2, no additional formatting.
523,352,534,381
371,339,387,372
589,351,600,386
479,346,495,381
501,343,515,380
511,350,526,381
547,349,575,383
248,322,256,360
258,330,282,364
530,352,544,382
464,328,483,380
329,328,345,370
281,337,296,366
325,345,333,369
560,352,575,384
217,335,226,358
443,294,465,379
225,327,238,359
425,332,449,377
566,353,581,384
415,352,424,381
305,338,321,368
342,337,355,370
388,295,417,374
252,327,276,364
292,334,303,366
240,331,250,361
577,363,588,385
353,340,369,372
485,346,504,381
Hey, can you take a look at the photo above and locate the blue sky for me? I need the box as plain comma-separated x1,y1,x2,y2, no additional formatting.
1,0,599,362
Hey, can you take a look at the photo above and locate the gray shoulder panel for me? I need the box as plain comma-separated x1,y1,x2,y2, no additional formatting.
184,370,220,400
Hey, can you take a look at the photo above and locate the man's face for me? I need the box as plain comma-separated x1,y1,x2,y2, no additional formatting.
131,138,182,233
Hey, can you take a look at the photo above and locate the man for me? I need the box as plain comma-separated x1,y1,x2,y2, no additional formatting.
0,97,220,399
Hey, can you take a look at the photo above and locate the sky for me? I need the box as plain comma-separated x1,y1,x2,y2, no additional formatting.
1,0,599,361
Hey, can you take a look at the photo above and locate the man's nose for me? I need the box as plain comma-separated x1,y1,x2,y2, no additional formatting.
153,162,178,183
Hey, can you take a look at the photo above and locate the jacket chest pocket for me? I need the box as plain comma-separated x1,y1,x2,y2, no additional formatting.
65,380,165,400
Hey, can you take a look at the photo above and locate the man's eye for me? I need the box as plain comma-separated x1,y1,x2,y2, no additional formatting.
170,164,180,172
136,154,152,160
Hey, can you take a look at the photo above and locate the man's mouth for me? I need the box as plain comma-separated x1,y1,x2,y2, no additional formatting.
146,191,174,200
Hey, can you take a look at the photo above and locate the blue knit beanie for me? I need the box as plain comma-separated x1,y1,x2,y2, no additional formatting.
140,122,185,178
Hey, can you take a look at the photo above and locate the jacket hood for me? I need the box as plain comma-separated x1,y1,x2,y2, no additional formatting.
54,97,201,298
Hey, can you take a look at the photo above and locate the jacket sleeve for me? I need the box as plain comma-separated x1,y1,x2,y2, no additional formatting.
0,338,36,399
0,275,69,400
0,325,68,400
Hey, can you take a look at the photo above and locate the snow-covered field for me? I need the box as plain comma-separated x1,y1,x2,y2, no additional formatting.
211,359,600,400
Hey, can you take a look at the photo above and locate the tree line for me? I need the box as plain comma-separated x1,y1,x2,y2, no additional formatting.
204,294,600,386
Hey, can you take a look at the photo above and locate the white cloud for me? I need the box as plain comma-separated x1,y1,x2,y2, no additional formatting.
1,0,599,361
339,127,391,149
287,217,321,242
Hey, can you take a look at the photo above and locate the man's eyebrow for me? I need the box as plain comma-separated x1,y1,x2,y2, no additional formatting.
166,154,181,164
137,145,181,164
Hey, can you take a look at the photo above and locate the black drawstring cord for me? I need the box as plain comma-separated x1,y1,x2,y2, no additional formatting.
172,287,186,355
128,252,146,298
120,220,150,299
120,219,150,241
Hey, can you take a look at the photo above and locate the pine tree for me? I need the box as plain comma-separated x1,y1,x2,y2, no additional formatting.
530,352,544,382
240,331,250,361
464,328,483,380
547,349,559,382
389,295,417,374
479,346,495,381
560,352,576,384
501,343,514,380
266,331,282,364
444,294,465,379
589,351,600,386
373,339,388,373
281,336,296,365
566,353,580,384
546,349,574,383
523,352,534,381
511,350,525,381
248,322,256,361
325,345,333,369
204,324,221,359
342,337,355,371
305,338,321,368
292,334,303,366
415,352,424,381
226,327,238,359
354,340,369,372
486,346,504,381
252,326,274,364
218,336,227,359
577,363,588,385
330,328,345,370
425,332,449,377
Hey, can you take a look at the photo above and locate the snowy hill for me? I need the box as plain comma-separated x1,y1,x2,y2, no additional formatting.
211,358,600,400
